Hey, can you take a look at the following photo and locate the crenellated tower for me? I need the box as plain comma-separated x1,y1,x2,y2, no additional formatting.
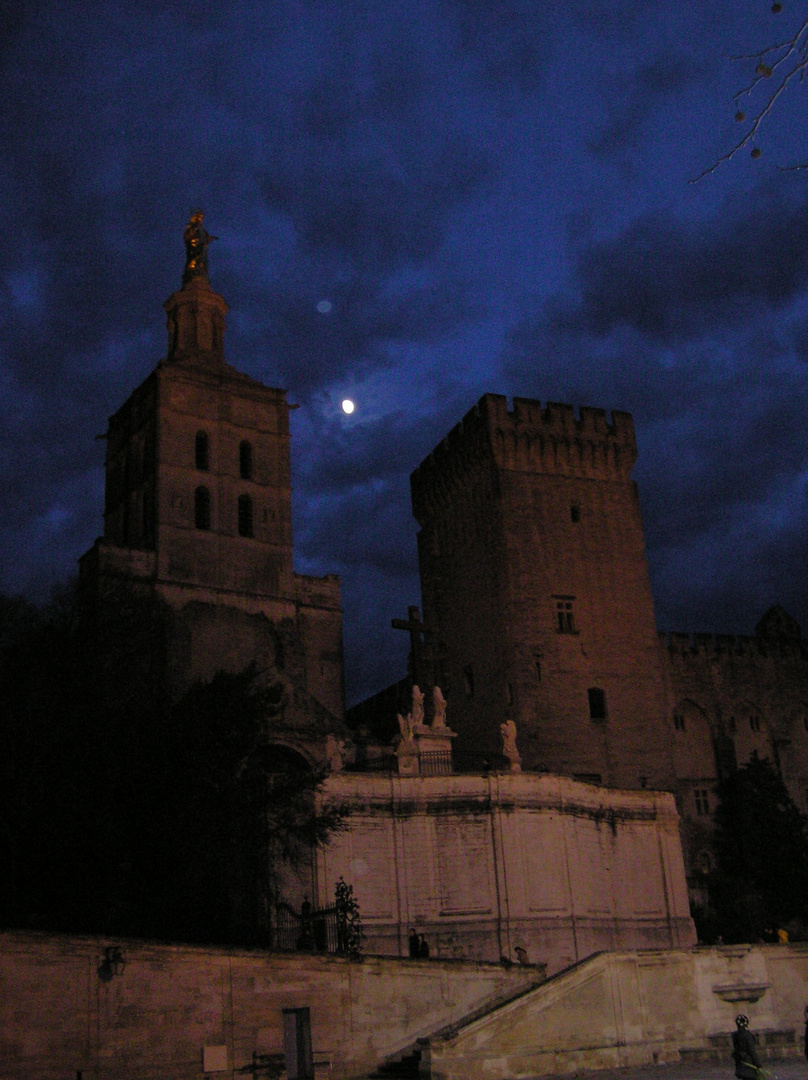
411,393,673,787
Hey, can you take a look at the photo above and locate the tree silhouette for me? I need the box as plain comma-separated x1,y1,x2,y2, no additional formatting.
0,584,342,945
709,751,808,941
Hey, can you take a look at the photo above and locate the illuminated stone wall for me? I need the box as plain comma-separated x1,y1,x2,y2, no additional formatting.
318,771,696,974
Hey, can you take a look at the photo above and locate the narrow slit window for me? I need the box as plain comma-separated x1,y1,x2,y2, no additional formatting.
463,664,474,696
239,440,253,480
195,431,209,471
588,687,607,720
194,486,211,530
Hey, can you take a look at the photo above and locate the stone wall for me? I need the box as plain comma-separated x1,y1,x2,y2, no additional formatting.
0,932,540,1080
659,627,808,895
317,772,696,975
424,944,808,1080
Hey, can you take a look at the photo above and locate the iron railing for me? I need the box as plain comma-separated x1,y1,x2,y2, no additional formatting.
273,902,340,953
419,750,453,776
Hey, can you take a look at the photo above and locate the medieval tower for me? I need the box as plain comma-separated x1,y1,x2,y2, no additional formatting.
411,394,673,788
79,214,346,747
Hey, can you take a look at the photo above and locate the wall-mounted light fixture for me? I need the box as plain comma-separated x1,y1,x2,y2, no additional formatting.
97,946,126,982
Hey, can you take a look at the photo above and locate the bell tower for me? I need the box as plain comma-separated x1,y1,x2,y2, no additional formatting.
80,214,344,726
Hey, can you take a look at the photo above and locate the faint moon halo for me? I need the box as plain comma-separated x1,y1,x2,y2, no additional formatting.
316,299,333,314
341,399,355,414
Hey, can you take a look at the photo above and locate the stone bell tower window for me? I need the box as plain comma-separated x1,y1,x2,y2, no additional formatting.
238,493,254,538
195,430,210,471
239,440,253,480
194,486,211,530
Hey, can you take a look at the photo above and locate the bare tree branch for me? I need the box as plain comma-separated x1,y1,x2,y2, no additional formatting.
692,13,808,182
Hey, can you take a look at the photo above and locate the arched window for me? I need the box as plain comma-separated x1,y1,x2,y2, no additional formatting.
238,493,253,537
194,486,211,530
239,440,253,480
195,431,209,471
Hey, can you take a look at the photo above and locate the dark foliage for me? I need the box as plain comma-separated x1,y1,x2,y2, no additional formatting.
334,876,363,956
709,752,808,943
0,583,341,946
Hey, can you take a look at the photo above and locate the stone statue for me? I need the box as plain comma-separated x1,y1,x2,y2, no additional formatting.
432,686,448,728
500,718,521,772
397,712,414,745
183,210,217,283
410,684,425,727
325,733,346,773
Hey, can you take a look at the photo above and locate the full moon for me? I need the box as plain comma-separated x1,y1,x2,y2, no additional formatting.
341,399,355,414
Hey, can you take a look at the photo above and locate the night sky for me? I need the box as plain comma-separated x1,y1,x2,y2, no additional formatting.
3,1,808,705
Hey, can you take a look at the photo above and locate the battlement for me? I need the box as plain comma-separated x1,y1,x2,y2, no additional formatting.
294,572,342,611
412,394,636,522
660,630,808,662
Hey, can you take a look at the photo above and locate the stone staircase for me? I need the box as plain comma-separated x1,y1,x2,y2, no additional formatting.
405,947,808,1080
363,973,546,1079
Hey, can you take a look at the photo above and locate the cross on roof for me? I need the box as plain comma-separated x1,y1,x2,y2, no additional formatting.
391,605,435,693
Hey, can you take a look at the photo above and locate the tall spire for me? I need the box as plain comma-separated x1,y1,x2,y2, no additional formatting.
163,211,228,367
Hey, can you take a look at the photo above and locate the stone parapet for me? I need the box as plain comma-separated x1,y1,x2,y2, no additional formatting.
412,394,636,522
317,771,695,973
661,630,808,661
294,572,342,611
0,931,539,1080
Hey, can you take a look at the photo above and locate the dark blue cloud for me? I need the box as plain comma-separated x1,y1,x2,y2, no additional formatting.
3,0,807,701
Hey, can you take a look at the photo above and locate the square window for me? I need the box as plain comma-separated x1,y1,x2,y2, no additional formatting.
555,600,576,634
